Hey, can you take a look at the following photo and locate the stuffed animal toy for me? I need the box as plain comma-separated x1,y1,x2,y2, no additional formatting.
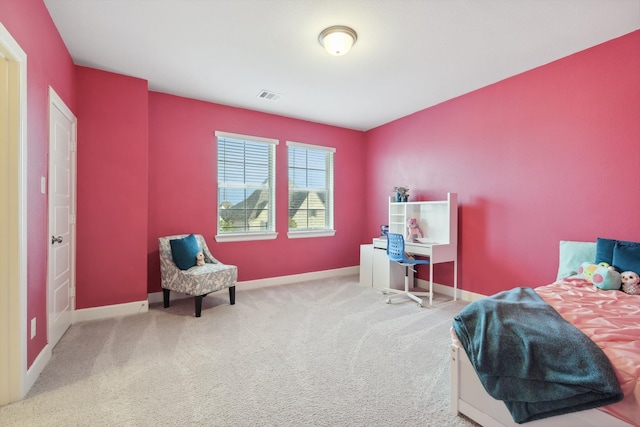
196,251,205,266
578,262,621,290
406,217,423,242
621,271,640,295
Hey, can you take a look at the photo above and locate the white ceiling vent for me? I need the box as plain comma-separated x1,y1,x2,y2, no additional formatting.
257,90,281,101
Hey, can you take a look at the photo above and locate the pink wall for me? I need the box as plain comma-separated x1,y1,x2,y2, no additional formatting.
0,0,76,366
147,92,366,292
365,30,640,296
75,66,149,308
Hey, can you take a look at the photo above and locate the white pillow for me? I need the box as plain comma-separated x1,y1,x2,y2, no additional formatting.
557,241,596,281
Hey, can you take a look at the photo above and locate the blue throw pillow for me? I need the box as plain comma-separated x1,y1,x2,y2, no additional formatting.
595,237,617,266
169,234,200,270
612,241,640,274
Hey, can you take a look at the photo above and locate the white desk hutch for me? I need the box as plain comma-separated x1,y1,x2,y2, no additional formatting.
360,193,458,305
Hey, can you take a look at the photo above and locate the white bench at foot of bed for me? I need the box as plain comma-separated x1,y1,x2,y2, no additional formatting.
450,344,634,427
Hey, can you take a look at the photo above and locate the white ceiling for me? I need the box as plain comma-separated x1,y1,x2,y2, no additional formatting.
43,0,640,131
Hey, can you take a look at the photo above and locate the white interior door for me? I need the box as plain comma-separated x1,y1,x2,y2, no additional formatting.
48,87,76,348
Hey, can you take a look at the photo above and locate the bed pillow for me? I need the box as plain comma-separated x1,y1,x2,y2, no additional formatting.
577,262,622,290
556,241,596,280
612,240,640,274
169,234,201,270
595,237,617,266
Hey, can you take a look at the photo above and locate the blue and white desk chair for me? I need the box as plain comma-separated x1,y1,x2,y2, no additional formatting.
384,232,431,307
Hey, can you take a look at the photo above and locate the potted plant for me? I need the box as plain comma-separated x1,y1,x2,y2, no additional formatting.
393,186,409,202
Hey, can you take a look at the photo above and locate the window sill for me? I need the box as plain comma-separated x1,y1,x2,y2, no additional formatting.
215,232,278,243
287,230,336,239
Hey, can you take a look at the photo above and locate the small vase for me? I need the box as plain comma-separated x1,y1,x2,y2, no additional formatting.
395,193,402,202
401,195,409,202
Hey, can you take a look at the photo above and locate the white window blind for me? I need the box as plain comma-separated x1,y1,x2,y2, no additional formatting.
287,141,335,234
216,131,277,236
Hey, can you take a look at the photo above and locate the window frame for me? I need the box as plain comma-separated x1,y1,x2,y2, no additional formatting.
286,141,336,239
215,131,278,242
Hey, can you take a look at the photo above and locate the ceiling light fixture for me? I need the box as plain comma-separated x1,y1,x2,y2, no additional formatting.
318,25,357,56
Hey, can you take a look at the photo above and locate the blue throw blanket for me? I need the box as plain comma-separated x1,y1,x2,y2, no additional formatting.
452,287,623,424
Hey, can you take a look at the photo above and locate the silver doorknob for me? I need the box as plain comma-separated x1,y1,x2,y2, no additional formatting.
51,235,63,244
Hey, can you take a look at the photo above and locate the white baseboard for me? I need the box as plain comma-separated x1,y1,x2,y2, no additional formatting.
416,279,486,302
236,266,359,291
25,343,51,397
72,300,149,323
457,288,487,302
148,266,360,302
147,290,186,305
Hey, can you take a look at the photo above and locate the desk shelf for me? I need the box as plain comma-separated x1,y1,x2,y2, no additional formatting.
388,194,457,245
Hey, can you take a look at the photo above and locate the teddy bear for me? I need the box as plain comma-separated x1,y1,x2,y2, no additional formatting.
196,251,205,266
406,217,423,242
621,271,640,295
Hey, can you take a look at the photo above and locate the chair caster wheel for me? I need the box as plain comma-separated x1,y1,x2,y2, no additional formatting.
387,299,391,304
417,303,423,308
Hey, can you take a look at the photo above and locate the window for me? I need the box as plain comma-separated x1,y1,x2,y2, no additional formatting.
216,131,278,241
287,141,335,238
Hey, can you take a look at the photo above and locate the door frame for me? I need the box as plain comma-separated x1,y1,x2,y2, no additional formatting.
47,86,77,346
0,22,28,405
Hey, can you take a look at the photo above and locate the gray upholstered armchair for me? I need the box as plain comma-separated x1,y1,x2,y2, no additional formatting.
158,234,237,317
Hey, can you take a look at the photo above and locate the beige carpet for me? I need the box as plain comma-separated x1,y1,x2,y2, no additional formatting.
0,276,478,426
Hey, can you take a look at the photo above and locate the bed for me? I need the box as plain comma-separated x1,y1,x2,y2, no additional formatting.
450,239,640,427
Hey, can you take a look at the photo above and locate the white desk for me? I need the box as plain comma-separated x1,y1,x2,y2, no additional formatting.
360,244,412,291
371,237,457,305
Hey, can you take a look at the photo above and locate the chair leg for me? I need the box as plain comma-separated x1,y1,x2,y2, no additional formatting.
385,264,429,307
229,286,236,305
194,295,203,318
163,288,170,308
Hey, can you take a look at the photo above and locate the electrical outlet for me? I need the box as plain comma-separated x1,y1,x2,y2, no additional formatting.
31,317,36,339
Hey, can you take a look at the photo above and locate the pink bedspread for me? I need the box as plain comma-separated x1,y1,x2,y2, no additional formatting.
535,278,640,426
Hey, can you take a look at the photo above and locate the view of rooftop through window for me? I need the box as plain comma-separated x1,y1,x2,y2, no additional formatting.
216,132,276,234
288,144,333,231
